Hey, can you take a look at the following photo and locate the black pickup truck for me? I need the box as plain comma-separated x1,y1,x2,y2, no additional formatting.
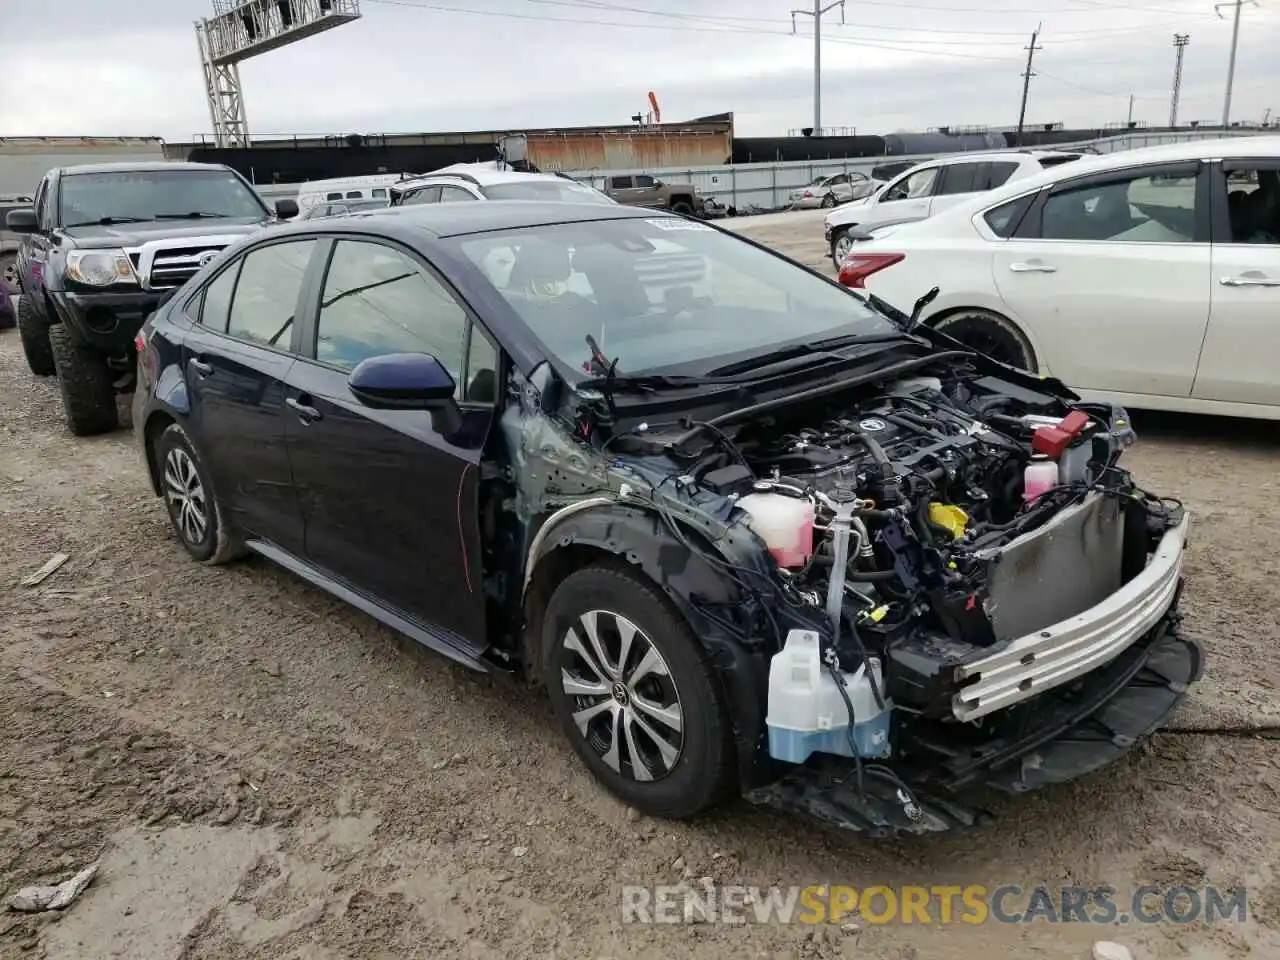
6,161,297,435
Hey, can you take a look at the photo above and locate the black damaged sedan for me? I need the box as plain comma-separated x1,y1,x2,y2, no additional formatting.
133,201,1201,834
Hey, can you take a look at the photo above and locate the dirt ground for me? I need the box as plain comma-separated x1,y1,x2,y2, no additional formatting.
2,213,1279,960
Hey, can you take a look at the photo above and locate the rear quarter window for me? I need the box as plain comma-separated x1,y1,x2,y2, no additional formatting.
983,193,1036,238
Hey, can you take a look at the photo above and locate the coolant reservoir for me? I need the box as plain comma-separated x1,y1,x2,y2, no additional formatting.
766,629,892,763
736,492,814,568
1023,454,1058,503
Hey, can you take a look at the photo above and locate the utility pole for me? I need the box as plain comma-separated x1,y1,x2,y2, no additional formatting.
1015,24,1043,147
1215,0,1255,127
1170,34,1190,127
792,0,845,137
1128,94,1135,127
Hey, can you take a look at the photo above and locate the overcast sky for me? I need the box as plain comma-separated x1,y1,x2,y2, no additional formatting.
2,0,1278,140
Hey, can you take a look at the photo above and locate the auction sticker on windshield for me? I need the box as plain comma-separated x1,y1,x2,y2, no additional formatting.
646,218,713,231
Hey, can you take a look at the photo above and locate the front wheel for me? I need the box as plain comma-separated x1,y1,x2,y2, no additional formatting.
932,308,1038,372
543,565,735,819
830,228,856,269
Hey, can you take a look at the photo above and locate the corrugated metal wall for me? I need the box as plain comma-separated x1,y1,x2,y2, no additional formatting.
0,138,167,196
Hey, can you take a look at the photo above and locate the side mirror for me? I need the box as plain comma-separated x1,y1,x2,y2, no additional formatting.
274,198,299,220
349,353,461,435
6,208,37,233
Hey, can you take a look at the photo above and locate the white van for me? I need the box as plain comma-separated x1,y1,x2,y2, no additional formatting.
295,174,419,215
823,150,1087,268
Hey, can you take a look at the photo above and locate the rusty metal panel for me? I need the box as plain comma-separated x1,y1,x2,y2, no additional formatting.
529,129,732,173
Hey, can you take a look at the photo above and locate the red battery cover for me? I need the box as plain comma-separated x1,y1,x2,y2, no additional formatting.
1031,410,1090,458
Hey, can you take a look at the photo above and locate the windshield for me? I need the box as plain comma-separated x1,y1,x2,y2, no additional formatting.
480,180,615,204
59,169,268,224
454,217,895,376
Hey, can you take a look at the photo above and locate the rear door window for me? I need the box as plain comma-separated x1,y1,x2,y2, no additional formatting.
225,239,317,348
1038,166,1200,242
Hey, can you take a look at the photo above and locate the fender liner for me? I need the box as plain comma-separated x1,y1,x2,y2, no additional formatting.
524,501,780,789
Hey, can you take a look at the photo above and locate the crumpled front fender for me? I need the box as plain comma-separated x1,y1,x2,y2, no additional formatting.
524,501,779,788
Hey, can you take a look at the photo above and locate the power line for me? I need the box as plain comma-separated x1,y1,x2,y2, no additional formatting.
1015,24,1043,146
526,0,1229,40
361,0,1026,61
1170,33,1190,126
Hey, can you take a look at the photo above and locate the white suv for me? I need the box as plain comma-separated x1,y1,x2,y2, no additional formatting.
823,150,1086,268
391,163,616,206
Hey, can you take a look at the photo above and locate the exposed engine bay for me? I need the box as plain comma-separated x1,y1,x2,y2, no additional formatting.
592,358,1188,806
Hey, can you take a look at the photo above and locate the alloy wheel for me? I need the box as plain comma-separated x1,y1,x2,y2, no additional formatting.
560,610,685,782
833,233,854,265
163,447,209,546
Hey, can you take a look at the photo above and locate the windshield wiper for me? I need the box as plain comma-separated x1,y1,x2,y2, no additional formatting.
154,212,232,219
703,332,922,378
64,216,154,226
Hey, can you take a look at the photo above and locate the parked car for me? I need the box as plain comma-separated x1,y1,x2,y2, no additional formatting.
824,150,1088,268
789,172,877,209
392,164,617,207
5,161,297,435
132,200,1198,832
301,197,391,220
835,136,1280,419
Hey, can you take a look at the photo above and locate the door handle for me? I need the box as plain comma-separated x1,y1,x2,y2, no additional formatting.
286,397,323,423
1009,261,1057,273
1220,275,1280,287
190,359,213,377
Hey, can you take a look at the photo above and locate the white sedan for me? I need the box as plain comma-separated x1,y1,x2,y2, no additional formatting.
836,136,1280,421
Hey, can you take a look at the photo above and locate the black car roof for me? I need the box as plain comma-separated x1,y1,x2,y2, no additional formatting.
57,161,231,176
280,200,671,240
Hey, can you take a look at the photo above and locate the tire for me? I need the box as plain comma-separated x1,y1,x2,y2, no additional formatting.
17,295,55,376
830,228,856,270
152,422,245,564
821,193,836,208
670,201,695,216
543,564,735,819
931,308,1038,372
48,324,119,436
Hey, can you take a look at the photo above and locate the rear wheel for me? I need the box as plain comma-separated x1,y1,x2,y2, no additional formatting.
821,193,836,208
931,308,1037,372
17,296,55,376
48,324,118,436
543,565,735,819
151,422,245,564
671,200,695,216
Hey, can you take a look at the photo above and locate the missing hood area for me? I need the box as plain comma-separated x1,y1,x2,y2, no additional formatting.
498,351,1202,836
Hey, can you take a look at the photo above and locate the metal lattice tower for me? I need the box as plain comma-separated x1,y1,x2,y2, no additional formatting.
195,0,363,147
1170,34,1190,127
